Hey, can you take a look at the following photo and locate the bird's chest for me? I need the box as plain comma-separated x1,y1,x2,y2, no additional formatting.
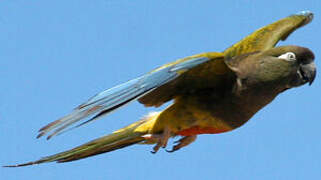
170,97,237,135
174,91,276,135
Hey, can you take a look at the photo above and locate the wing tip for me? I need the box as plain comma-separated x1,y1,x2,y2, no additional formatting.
296,10,313,17
36,131,54,140
46,134,54,140
36,132,44,139
36,127,57,140
295,10,313,25
38,119,62,132
3,161,38,168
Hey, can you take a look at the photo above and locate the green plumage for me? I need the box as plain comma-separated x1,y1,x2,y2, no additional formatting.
4,11,316,167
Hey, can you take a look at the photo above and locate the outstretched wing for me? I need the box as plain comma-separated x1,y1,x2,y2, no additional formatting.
37,54,216,139
223,11,313,58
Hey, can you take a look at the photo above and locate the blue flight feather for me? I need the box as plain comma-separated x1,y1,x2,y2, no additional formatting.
37,56,210,139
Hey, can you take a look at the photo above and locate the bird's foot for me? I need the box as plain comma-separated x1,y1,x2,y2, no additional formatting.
142,127,171,154
166,135,197,153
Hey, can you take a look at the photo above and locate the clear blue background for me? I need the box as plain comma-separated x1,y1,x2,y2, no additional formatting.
1,1,320,179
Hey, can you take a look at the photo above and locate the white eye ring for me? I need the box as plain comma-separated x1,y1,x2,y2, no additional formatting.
278,52,296,61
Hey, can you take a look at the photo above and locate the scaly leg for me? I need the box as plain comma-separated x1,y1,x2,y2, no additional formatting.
166,135,197,153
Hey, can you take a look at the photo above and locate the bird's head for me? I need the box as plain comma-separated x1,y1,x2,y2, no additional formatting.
262,45,316,88
226,45,316,92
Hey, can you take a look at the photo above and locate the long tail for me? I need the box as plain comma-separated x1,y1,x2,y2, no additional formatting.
4,119,151,167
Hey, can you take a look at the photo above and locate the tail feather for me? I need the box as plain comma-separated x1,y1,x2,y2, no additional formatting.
4,120,147,167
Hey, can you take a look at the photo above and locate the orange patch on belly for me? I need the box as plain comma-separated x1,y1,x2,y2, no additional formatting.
177,126,230,136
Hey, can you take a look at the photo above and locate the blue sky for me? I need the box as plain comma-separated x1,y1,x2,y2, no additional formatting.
1,1,320,179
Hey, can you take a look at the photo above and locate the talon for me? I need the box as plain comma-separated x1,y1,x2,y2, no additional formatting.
165,145,180,153
165,149,175,153
152,143,162,153
150,127,172,153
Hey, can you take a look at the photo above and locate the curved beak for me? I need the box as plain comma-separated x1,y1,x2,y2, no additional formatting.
300,62,316,85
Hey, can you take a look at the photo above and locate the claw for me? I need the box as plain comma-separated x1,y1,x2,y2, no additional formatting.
165,149,175,153
166,135,197,153
142,127,172,153
150,127,171,154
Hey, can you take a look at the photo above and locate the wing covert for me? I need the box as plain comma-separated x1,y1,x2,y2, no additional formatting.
138,52,231,107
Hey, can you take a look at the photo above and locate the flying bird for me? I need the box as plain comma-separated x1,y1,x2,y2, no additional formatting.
5,11,316,167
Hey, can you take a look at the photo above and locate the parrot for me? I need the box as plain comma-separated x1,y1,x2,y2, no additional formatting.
5,10,316,167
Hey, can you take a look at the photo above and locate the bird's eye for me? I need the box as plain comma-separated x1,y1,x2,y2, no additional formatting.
278,52,296,61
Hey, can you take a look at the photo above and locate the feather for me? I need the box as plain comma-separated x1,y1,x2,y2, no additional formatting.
37,56,210,139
